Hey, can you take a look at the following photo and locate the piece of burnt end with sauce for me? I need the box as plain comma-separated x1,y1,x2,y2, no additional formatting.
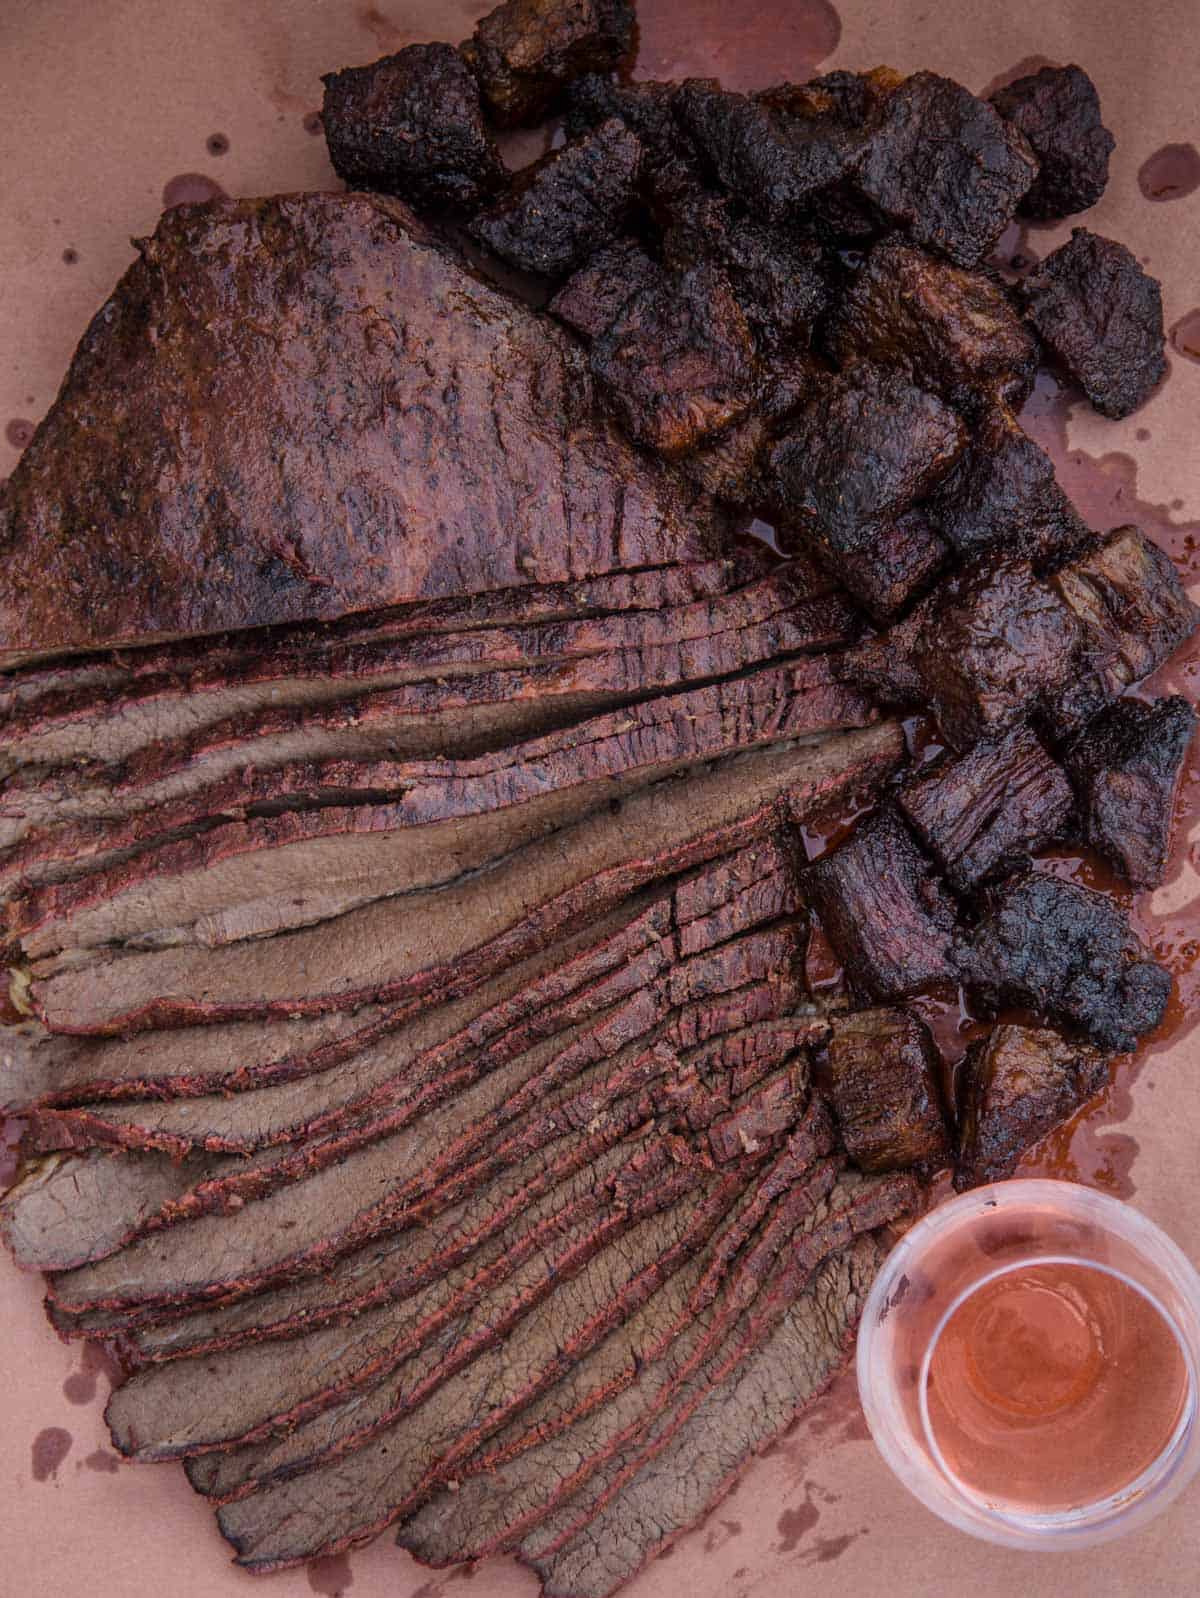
461,0,636,126
1045,526,1200,735
320,43,505,210
923,404,1089,565
1020,230,1166,418
758,66,904,130
1064,696,1197,888
897,723,1073,890
824,238,1038,413
769,363,965,571
856,556,1083,750
820,1008,951,1174
854,72,1038,267
674,78,868,230
470,120,643,277
587,260,761,457
661,192,831,353
989,65,1114,221
548,239,661,340
565,72,682,146
804,807,960,1002
954,1023,1110,1189
955,871,1172,1053
681,355,825,510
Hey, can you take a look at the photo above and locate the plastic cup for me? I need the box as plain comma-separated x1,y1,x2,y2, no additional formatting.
856,1179,1200,1550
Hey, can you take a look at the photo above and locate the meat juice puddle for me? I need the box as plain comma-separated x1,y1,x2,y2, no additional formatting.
921,1259,1192,1514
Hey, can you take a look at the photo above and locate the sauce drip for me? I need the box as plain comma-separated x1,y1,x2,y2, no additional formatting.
1137,143,1200,203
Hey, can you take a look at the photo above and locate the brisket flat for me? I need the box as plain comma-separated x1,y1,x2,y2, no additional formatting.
11,662,873,961
30,722,904,1034
0,193,731,664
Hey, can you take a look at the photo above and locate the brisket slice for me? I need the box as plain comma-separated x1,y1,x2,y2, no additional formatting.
110,1046,821,1465
519,1182,914,1598
211,1173,753,1569
0,192,729,665
213,1175,911,1573
116,1019,830,1369
45,930,807,1314
31,722,904,1034
399,1147,841,1566
12,661,873,960
0,564,853,859
27,839,800,1155
0,553,775,767
6,892,673,1110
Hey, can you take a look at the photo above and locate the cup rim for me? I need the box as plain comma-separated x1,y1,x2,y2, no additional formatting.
856,1179,1200,1551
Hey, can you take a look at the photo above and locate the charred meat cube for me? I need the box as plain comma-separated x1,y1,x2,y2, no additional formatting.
565,72,681,147
470,119,642,277
679,413,771,507
320,43,504,210
1064,696,1197,887
955,1023,1109,1189
856,72,1038,266
990,64,1114,221
461,0,635,126
907,557,1083,749
821,1008,951,1173
1020,230,1166,418
770,364,966,556
804,807,959,1001
547,239,661,339
587,261,760,457
1046,526,1200,732
825,239,1038,412
898,723,1073,890
923,404,1088,565
759,67,904,129
956,871,1172,1052
780,506,949,622
661,192,831,352
674,78,866,228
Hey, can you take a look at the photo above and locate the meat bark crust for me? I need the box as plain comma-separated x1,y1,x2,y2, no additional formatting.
0,193,726,664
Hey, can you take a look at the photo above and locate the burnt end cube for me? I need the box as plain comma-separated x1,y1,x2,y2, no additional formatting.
461,0,636,126
954,1023,1109,1189
924,404,1089,565
565,73,682,147
1046,526,1200,733
321,43,505,210
680,414,771,507
804,807,960,1002
955,871,1172,1052
1020,230,1166,418
470,119,643,277
821,1008,951,1174
906,557,1084,750
589,261,760,456
769,364,966,555
825,239,1038,411
990,64,1114,221
897,723,1073,890
855,72,1038,266
548,240,661,339
780,507,950,623
674,79,866,228
662,194,831,352
759,67,904,129
1064,696,1197,887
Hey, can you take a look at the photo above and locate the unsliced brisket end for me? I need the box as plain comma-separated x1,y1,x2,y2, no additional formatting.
0,193,724,665
1046,527,1200,735
30,722,904,1035
1064,696,1197,888
897,723,1073,890
955,871,1172,1052
820,1009,950,1173
11,660,874,961
955,1024,1110,1189
804,807,959,1000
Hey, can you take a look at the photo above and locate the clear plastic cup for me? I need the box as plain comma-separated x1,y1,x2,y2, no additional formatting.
856,1179,1200,1550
